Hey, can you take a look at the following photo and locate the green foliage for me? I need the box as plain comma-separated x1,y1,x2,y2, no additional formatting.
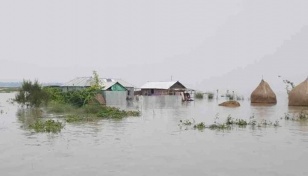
46,101,76,113
65,114,97,123
29,119,64,133
195,93,204,99
179,114,280,131
226,115,248,126
208,123,230,130
91,70,103,90
59,71,104,107
97,106,140,119
194,122,206,130
62,90,91,107
14,80,49,108
46,101,140,123
43,87,65,103
207,93,214,99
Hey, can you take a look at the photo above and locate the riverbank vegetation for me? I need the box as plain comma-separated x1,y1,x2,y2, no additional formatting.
13,71,140,133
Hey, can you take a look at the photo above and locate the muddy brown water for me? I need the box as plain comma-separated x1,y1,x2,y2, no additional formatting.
1,93,308,176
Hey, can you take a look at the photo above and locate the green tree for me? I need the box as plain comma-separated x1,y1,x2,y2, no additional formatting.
81,70,104,106
14,80,48,108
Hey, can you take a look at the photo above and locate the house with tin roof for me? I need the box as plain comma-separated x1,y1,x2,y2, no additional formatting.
100,78,135,100
61,77,132,105
140,81,187,96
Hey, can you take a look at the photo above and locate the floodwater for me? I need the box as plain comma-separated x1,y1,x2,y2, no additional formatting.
1,92,308,176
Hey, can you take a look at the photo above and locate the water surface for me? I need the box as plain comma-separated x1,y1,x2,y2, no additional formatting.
1,93,308,176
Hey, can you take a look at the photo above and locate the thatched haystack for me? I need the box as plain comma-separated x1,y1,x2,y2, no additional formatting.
288,78,308,106
250,79,277,104
219,101,240,107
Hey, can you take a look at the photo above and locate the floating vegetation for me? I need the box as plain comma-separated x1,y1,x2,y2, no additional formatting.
208,123,231,130
97,106,140,119
195,93,204,99
207,93,214,100
283,110,308,121
65,114,97,123
179,114,280,131
29,119,64,133
63,106,140,123
180,119,193,126
194,122,206,130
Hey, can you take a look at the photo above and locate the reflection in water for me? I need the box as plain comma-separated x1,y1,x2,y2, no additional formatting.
1,93,308,175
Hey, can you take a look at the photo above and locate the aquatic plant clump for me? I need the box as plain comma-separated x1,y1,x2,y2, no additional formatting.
194,122,206,130
65,114,98,123
63,106,140,123
179,115,280,131
195,93,204,99
97,106,140,119
207,93,214,99
29,119,64,133
284,111,308,121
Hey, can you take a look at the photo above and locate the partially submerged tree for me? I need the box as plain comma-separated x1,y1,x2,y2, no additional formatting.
14,80,48,108
80,70,104,106
15,71,104,108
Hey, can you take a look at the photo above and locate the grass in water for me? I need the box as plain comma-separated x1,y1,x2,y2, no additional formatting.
29,119,64,133
46,102,140,123
180,114,280,131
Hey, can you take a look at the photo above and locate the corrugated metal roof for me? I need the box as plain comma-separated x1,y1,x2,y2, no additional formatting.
140,81,179,89
102,82,117,90
61,77,94,87
62,77,135,88
101,78,135,88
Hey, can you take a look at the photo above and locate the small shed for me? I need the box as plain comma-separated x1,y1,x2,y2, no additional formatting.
250,79,277,104
101,78,135,100
102,82,128,105
288,78,308,106
140,81,187,96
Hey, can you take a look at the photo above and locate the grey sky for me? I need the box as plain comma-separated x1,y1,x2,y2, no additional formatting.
1,0,307,91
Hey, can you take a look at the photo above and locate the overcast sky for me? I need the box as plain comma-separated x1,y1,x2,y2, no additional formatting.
1,0,307,90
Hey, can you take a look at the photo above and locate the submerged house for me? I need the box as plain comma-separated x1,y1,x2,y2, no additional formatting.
288,78,308,106
250,79,277,104
140,81,187,96
101,78,135,100
61,77,128,105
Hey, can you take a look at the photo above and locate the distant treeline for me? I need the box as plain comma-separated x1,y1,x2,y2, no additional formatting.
0,82,22,87
0,82,62,87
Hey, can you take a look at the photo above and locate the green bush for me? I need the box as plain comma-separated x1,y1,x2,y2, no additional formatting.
14,80,49,108
195,93,204,99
